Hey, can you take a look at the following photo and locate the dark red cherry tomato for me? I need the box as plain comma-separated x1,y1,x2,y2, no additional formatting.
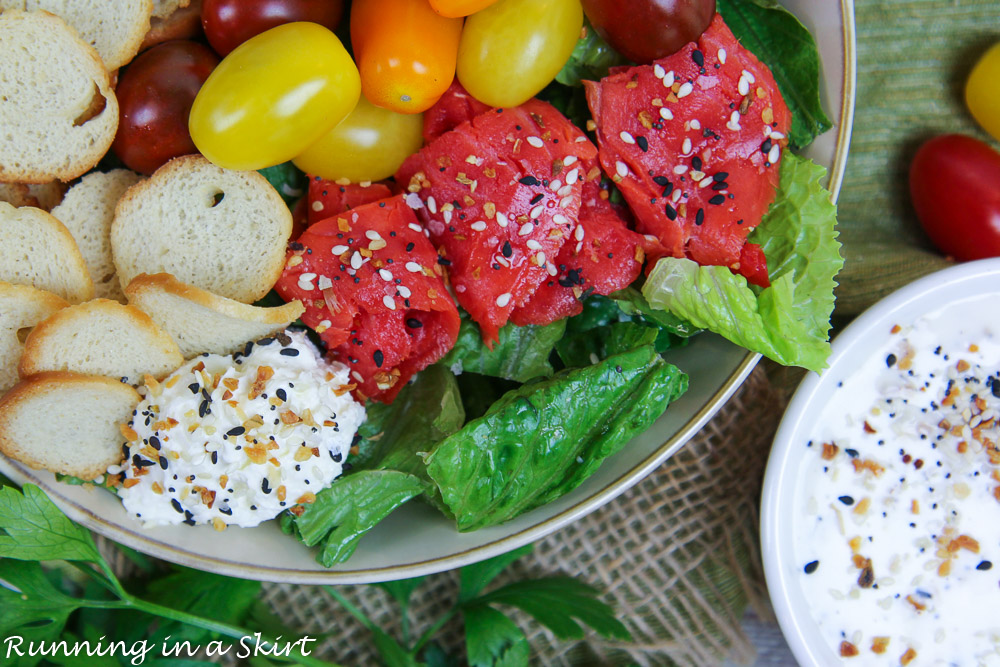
201,0,344,56
112,41,219,174
910,134,1000,261
580,0,715,63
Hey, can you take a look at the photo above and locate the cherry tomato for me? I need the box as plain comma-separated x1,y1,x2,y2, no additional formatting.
293,95,424,182
112,41,219,174
201,0,344,57
910,135,1000,261
581,0,715,63
429,0,499,18
189,22,360,171
457,0,582,108
351,0,463,114
966,42,1000,142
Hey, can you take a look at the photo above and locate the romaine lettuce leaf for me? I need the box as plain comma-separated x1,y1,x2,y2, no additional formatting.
424,344,688,531
555,321,658,368
440,314,566,383
642,154,842,371
555,19,630,87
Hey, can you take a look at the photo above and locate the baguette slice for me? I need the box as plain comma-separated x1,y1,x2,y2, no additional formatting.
0,181,68,211
2,1,154,70
112,156,292,303
151,0,189,19
140,0,200,50
0,10,119,183
20,299,182,384
125,273,305,358
0,282,69,394
51,169,143,301
0,202,94,303
0,371,139,479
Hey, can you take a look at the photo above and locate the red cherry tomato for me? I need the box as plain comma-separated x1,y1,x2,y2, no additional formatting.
112,41,219,175
580,0,716,63
201,0,344,56
910,134,1000,261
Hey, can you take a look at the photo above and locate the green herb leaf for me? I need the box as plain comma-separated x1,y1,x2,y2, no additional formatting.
555,19,630,87
420,642,461,667
258,162,307,208
717,0,832,148
143,566,261,644
556,322,658,368
46,626,123,667
0,560,81,666
454,373,520,423
642,154,842,371
463,604,531,667
426,345,688,531
371,627,419,667
354,364,465,476
440,314,566,383
459,544,532,603
0,484,102,564
477,577,630,642
375,576,427,612
290,470,425,567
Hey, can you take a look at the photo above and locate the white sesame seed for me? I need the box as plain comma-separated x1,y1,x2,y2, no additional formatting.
311,201,324,212
671,188,682,203
727,110,742,132
496,293,512,307
526,136,544,148
574,225,585,241
738,76,749,96
673,165,688,175
331,245,349,255
350,252,363,270
470,221,487,231
526,239,542,250
455,284,466,292
690,170,704,182
549,179,562,191
768,144,780,164
770,131,786,140
682,137,692,154
443,209,453,224
427,196,437,214
699,178,714,189
718,48,727,64
365,230,382,241
558,184,573,196
379,269,393,281
408,222,423,233
742,69,756,84
575,136,588,142
404,193,424,209
518,222,533,236
383,295,396,310
535,251,546,264
659,107,674,121
318,275,332,290
547,263,558,276
763,126,773,137
560,196,574,208
553,214,569,224
398,286,411,298
496,212,509,227
530,205,543,219
575,241,583,253
654,64,666,79
690,119,701,130
405,261,422,272
677,82,694,98
663,70,675,87
564,155,578,166
620,131,636,145
297,273,316,290
495,255,509,267
565,169,579,185
352,370,364,382
615,161,629,178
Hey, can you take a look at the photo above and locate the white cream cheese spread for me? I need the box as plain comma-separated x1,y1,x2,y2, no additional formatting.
112,330,365,529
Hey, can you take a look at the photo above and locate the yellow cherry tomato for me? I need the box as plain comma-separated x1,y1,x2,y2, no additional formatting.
292,95,424,182
967,42,1000,142
189,22,360,170
457,0,582,108
429,0,499,18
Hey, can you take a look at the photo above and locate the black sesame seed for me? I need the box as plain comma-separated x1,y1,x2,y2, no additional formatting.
695,208,705,226
653,175,670,187
219,505,232,516
845,448,859,458
258,337,273,346
332,452,343,462
692,156,703,171
692,50,704,67
502,240,513,258
149,435,161,449
226,426,245,437
761,138,773,153
199,400,210,418
373,350,384,368
665,203,677,220
406,318,423,329
243,341,254,357
711,181,728,191
838,495,855,506
518,175,539,186
188,382,200,394
886,353,897,367
708,194,725,205
211,451,218,465
171,498,184,514
276,388,287,401
406,242,415,252
279,348,300,357
713,172,729,182
261,478,271,494
636,136,648,152
804,560,819,574
529,193,544,205
977,561,993,571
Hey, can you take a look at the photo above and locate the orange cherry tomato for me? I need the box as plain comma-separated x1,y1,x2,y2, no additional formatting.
351,0,463,114
429,0,499,17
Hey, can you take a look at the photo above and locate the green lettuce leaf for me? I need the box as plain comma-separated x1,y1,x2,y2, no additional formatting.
425,345,688,531
555,19,630,87
257,161,307,208
717,0,832,148
287,470,425,567
440,314,566,383
556,321,658,368
642,154,842,371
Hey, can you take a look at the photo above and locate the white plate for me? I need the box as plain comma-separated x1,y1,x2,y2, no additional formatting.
761,258,1000,665
0,1,857,583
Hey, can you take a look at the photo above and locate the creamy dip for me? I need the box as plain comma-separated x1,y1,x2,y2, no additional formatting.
793,294,1000,665
112,330,365,529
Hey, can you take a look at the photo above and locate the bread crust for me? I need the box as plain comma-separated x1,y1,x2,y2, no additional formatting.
0,282,70,394
139,0,201,51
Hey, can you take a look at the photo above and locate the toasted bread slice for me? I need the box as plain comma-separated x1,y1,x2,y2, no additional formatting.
2,1,154,70
20,299,182,384
51,169,143,301
112,156,292,304
0,202,94,303
0,283,69,395
0,181,68,210
125,273,305,358
140,0,200,50
0,371,139,479
0,10,118,183
151,0,189,19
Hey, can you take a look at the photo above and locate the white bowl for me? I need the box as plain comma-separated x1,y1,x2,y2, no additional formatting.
0,1,857,583
762,258,1000,665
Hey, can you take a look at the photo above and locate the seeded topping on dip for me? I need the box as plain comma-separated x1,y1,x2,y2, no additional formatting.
112,330,365,530
794,296,1000,663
